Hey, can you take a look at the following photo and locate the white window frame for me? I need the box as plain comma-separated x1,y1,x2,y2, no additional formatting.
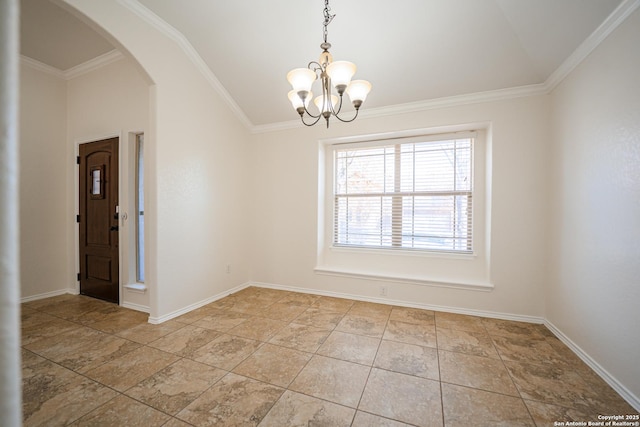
316,125,492,291
332,132,475,254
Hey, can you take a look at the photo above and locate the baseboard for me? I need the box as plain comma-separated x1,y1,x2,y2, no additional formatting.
20,288,77,303
147,282,251,324
248,281,544,324
545,320,640,411
121,301,150,314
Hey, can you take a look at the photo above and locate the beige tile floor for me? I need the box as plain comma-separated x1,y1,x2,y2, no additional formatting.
21,287,637,426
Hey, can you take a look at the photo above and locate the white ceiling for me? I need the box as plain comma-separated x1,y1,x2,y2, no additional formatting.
20,0,624,127
20,0,114,71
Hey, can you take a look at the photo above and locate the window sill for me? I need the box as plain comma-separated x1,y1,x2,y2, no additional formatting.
314,266,494,292
124,283,147,294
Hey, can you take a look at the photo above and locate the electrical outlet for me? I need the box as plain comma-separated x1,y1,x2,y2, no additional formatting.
380,286,388,297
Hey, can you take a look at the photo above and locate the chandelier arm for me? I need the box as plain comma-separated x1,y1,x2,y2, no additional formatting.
333,108,360,123
303,104,321,119
308,61,323,73
301,113,323,127
329,93,344,116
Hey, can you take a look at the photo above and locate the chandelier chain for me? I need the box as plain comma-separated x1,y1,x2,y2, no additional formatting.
322,0,335,43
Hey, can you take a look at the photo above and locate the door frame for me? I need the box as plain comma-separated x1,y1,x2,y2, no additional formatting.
74,132,123,304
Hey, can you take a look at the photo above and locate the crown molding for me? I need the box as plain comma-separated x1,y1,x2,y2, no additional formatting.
361,83,549,120
24,0,639,133
117,0,254,130
20,55,65,79
544,0,640,92
20,49,124,80
252,0,639,134
250,83,549,134
250,118,306,134
64,50,123,80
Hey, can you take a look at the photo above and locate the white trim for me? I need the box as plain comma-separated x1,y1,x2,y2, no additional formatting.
20,50,124,81
63,50,124,80
320,123,490,146
147,282,251,324
250,85,546,134
116,0,253,130
544,0,640,91
22,0,638,133
358,84,548,121
250,0,640,134
248,281,537,323
331,130,479,149
124,283,147,293
545,320,640,411
313,267,493,292
120,301,150,313
19,55,65,79
317,125,491,292
251,118,309,134
20,288,76,303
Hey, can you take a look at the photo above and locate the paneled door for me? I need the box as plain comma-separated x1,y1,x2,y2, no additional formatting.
78,137,119,303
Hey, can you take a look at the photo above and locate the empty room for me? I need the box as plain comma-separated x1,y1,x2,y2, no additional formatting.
1,0,639,425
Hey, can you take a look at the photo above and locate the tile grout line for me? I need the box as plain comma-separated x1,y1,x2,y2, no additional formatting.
350,309,390,424
224,292,343,426
23,299,234,425
435,317,446,427
484,321,539,425
23,317,188,424
23,289,635,425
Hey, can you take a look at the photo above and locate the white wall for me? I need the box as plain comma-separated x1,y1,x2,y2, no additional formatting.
63,0,252,321
19,65,67,299
22,0,637,407
250,94,551,319
548,7,640,402
66,57,150,310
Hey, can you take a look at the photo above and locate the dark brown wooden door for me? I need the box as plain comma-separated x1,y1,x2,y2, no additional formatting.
79,138,119,303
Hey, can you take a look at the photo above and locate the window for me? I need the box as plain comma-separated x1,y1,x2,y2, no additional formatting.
333,132,474,253
135,134,145,282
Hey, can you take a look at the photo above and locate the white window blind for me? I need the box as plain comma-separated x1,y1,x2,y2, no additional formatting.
333,134,474,253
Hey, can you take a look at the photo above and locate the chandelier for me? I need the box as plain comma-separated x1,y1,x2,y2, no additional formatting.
286,0,372,128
